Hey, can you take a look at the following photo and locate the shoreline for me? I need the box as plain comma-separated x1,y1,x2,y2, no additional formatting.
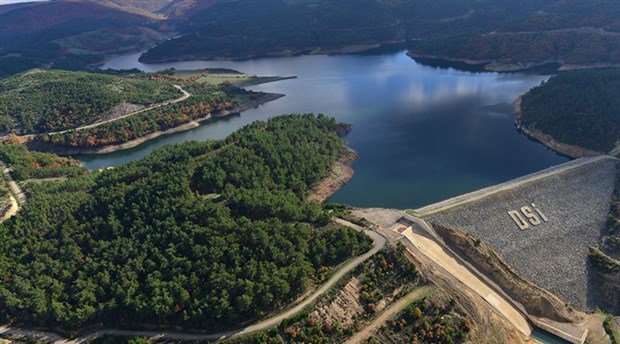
407,52,619,73
308,146,358,203
234,75,297,87
512,95,602,159
30,93,285,156
137,41,408,64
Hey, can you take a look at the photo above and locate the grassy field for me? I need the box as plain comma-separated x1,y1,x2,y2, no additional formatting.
171,69,257,86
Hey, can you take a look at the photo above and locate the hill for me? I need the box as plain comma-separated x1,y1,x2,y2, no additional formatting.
0,69,180,134
3,0,619,76
0,0,168,77
408,0,620,71
140,0,529,62
140,0,620,71
14,69,283,152
0,114,371,330
517,68,620,154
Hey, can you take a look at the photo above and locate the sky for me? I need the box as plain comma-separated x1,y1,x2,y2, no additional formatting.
1,0,48,5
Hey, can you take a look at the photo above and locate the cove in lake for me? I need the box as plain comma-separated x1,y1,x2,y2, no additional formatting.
89,50,568,209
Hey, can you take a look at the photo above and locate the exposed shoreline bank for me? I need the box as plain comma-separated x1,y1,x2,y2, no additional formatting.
308,146,358,203
512,95,602,159
29,93,285,157
407,52,620,73
137,41,409,64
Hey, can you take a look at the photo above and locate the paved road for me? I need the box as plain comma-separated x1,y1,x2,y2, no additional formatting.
46,85,190,135
344,285,434,344
0,218,386,343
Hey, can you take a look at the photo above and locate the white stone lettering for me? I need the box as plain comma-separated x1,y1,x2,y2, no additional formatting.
508,210,529,230
508,203,548,230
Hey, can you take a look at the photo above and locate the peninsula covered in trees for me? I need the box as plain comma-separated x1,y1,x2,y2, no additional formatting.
0,114,371,331
0,69,287,152
0,69,180,134
517,68,620,155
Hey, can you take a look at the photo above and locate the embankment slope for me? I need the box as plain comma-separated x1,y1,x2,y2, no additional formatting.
418,156,618,311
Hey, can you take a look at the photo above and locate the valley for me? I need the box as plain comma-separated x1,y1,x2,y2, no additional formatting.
0,1,619,343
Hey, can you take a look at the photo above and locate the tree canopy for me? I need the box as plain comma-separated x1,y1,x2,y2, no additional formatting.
0,69,179,134
518,68,620,152
0,114,370,330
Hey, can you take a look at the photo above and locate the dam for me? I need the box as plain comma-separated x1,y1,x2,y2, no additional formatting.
408,155,618,311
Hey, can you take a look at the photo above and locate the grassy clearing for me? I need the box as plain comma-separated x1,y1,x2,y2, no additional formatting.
171,69,256,86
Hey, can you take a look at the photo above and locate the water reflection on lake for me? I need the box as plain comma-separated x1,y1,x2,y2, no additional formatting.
85,50,568,209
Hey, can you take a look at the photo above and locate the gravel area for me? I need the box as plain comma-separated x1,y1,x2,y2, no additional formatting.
423,157,618,311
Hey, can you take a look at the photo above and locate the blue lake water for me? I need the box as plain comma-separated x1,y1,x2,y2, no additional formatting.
87,49,568,209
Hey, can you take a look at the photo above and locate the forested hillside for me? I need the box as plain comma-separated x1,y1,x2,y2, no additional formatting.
0,114,371,330
408,0,620,70
0,142,86,180
0,68,277,150
518,68,620,153
0,0,167,76
140,0,620,71
2,0,618,76
410,30,620,71
140,0,541,62
36,83,269,149
0,69,179,134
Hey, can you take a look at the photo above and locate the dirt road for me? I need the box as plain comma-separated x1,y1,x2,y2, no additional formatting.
0,161,25,222
0,219,386,343
345,285,434,344
46,85,190,135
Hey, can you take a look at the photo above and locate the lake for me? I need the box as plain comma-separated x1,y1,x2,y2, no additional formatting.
90,49,568,209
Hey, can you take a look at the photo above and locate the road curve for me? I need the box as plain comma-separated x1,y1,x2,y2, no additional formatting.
0,218,386,343
46,85,190,136
0,160,26,223
344,285,434,344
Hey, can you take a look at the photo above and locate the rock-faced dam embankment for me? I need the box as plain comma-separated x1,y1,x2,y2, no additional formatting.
414,156,618,311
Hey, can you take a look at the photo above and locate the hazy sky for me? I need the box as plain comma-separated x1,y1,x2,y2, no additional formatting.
1,0,48,5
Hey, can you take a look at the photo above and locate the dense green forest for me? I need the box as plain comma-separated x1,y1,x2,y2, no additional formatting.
0,69,179,134
139,0,545,62
2,0,618,76
0,114,372,330
0,142,86,180
0,0,165,77
140,0,619,70
518,68,620,153
410,31,620,70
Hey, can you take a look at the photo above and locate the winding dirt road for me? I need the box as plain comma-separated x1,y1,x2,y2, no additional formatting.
344,285,434,344
46,85,190,136
0,218,385,343
0,161,25,222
